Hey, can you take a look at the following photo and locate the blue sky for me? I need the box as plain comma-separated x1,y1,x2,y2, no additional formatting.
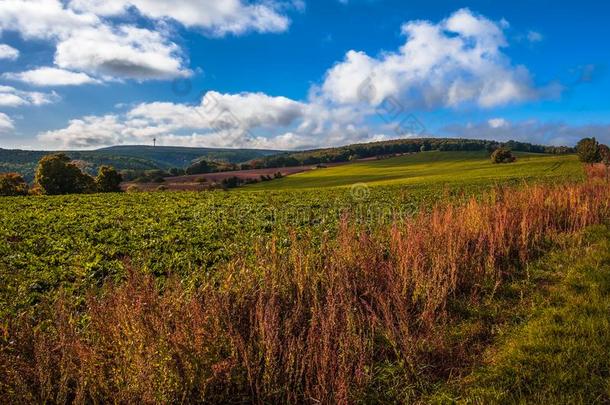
0,0,609,150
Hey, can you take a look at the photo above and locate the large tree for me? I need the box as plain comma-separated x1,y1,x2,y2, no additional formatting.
35,153,95,195
576,138,601,163
96,166,123,193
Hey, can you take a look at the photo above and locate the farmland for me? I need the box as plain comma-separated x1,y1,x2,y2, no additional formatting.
2,150,610,403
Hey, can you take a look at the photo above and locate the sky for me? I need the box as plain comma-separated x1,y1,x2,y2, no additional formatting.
0,0,609,150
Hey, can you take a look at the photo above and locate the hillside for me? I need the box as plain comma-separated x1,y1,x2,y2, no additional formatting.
0,146,280,181
247,151,582,190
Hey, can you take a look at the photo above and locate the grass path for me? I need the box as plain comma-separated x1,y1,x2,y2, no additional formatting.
247,151,582,190
432,226,610,404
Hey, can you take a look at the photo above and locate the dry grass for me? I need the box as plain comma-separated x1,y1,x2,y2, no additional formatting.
2,181,610,404
584,163,609,180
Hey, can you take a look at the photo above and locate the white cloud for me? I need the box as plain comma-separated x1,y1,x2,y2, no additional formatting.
488,118,508,128
36,9,569,150
320,8,554,109
0,0,188,81
38,90,381,149
0,112,14,133
443,119,610,146
4,67,100,86
0,85,59,107
527,30,543,43
68,0,291,36
54,25,189,80
0,44,19,60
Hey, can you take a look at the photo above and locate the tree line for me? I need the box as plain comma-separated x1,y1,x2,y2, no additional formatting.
244,138,574,169
0,153,122,196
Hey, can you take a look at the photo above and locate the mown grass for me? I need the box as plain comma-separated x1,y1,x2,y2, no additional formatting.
248,151,582,190
430,225,610,404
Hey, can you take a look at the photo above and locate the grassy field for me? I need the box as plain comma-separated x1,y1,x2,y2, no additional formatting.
3,150,609,403
248,151,581,190
431,226,610,404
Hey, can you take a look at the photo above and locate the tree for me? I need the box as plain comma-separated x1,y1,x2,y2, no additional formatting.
34,153,95,195
0,173,29,196
96,166,123,193
491,148,516,164
576,137,601,163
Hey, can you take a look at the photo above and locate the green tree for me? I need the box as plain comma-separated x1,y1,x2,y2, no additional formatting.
576,138,601,163
96,166,123,193
0,173,29,196
34,153,95,195
491,148,516,164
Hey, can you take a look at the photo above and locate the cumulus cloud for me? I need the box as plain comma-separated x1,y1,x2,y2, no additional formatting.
4,67,100,86
320,8,557,109
443,119,610,146
68,0,291,36
0,112,15,133
0,43,19,60
36,9,577,150
0,85,59,107
38,90,383,149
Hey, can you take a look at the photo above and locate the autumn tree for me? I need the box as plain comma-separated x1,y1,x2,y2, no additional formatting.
35,153,95,195
0,173,29,196
95,166,123,193
576,138,601,163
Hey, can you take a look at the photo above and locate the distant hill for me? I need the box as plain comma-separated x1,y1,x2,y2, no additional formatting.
0,146,281,181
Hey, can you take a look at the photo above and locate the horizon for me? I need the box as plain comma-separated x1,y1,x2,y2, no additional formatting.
1,1,609,150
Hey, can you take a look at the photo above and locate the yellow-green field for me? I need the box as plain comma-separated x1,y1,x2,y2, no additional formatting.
248,151,582,190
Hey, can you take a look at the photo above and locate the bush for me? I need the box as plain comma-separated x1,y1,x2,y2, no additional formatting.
0,173,29,196
96,166,123,193
34,153,95,195
491,148,516,164
576,138,602,163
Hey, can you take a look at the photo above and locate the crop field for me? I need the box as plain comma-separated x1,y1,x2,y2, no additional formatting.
0,152,583,317
4,150,610,403
248,150,581,190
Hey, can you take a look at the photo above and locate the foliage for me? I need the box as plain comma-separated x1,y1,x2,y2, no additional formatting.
0,172,29,196
95,166,123,192
2,182,609,403
185,159,237,175
0,146,279,181
34,153,96,195
251,138,574,169
490,147,516,164
576,137,602,163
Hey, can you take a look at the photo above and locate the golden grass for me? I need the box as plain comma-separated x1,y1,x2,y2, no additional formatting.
2,180,610,403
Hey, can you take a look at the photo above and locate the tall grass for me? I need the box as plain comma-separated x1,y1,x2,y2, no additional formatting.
2,181,610,403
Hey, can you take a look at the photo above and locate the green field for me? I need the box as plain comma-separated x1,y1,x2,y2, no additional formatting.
0,151,584,318
249,151,581,190
3,150,610,403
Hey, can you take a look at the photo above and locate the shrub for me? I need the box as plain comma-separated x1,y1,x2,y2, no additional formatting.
576,138,601,163
34,153,95,195
491,148,516,164
0,173,29,196
96,166,123,193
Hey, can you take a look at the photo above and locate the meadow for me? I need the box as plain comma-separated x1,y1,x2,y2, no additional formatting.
248,151,580,190
2,151,609,403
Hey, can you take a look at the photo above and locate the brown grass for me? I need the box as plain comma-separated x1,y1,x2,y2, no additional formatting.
2,181,610,403
584,163,609,180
